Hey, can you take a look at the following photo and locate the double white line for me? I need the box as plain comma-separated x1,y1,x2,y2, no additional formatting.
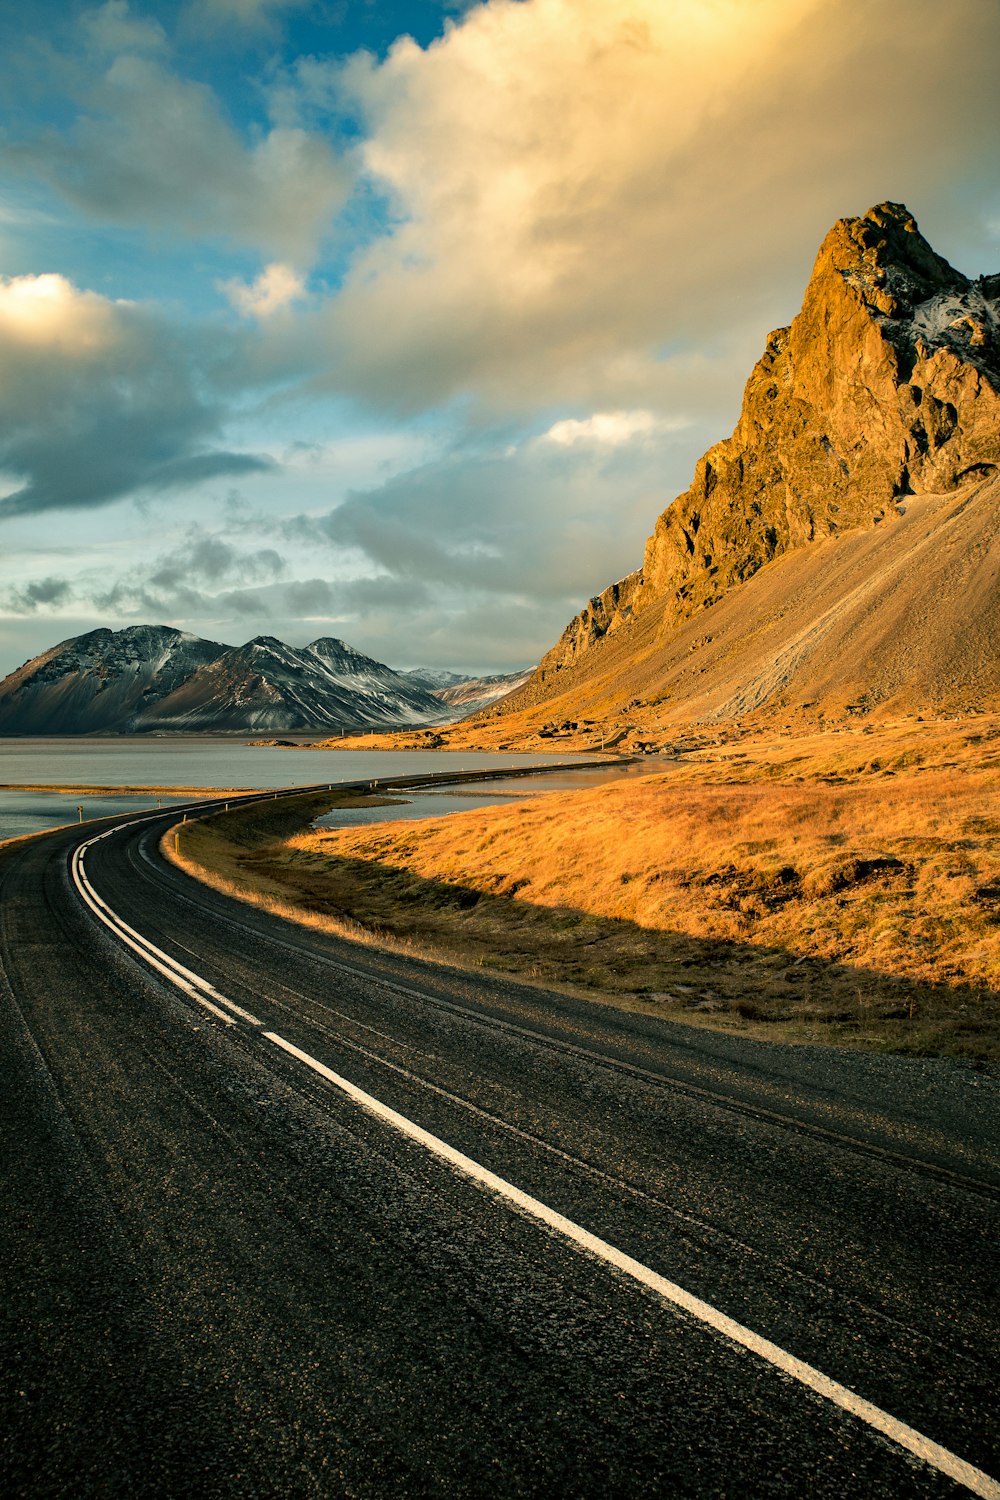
71,826,261,1027
71,824,1000,1500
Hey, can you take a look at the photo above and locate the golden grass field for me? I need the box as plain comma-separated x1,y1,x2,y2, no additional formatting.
168,716,1000,1062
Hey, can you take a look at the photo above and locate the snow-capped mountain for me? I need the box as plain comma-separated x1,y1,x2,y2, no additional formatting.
139,635,452,732
0,627,452,735
399,667,470,693
433,669,535,717
0,625,228,736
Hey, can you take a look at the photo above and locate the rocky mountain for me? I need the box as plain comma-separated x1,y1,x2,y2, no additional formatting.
0,627,452,735
434,668,535,716
401,666,536,717
493,202,1000,726
139,635,454,733
0,626,227,736
400,667,470,693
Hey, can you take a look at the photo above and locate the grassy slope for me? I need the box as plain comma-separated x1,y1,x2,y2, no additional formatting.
168,719,1000,1062
309,476,1000,760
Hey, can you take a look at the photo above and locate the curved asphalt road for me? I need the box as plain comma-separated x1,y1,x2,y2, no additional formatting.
1,783,998,1499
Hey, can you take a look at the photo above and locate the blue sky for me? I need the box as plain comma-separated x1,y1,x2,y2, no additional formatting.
1,0,998,678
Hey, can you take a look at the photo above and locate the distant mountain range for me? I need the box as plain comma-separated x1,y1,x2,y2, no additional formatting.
432,669,535,715
402,666,535,716
0,626,534,735
399,667,468,693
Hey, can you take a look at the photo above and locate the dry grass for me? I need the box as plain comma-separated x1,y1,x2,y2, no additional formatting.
164,790,423,957
168,721,1000,1062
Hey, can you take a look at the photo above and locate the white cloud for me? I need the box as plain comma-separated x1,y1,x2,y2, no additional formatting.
302,417,700,606
81,1,168,55
543,410,688,448
7,53,349,266
0,272,121,359
222,262,306,319
0,273,269,515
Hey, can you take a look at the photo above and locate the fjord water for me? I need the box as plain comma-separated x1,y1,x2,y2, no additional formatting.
310,760,667,831
0,737,616,841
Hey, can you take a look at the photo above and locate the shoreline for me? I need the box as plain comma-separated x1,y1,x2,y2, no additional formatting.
0,782,264,796
158,723,1000,1065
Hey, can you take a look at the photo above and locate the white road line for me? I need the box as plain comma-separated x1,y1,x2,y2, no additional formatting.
265,1028,1000,1500
67,814,1000,1499
71,835,261,1027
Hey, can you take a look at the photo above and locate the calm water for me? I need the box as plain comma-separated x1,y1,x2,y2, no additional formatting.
312,765,661,831
0,737,616,841
0,790,202,841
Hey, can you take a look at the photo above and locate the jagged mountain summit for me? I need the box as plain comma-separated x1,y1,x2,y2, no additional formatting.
492,202,1000,726
0,627,453,735
139,634,456,733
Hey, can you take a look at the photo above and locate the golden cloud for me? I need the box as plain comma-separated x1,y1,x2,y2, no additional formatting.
317,0,999,412
0,273,122,359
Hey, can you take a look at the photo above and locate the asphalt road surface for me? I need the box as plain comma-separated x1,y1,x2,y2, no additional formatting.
2,785,998,1499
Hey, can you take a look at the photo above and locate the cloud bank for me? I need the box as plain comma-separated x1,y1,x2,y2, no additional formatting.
9,41,349,264
0,273,269,516
1,0,998,677
308,0,999,412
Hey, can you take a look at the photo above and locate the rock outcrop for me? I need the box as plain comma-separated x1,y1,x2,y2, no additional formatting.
529,203,1000,693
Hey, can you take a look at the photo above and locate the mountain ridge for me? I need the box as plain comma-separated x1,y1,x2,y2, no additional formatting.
0,626,454,735
433,668,535,716
492,202,1000,726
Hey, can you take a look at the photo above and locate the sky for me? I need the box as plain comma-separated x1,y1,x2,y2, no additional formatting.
0,0,998,679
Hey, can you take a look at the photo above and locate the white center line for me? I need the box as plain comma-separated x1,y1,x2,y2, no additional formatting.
71,821,1000,1500
72,834,261,1026
265,1028,1000,1500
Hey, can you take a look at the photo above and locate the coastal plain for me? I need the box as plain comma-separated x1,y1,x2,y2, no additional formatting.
167,713,1000,1062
